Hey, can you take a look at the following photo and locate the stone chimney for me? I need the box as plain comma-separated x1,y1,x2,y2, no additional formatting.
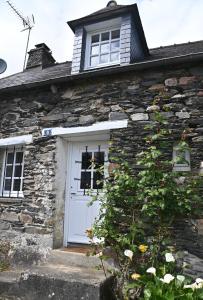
26,43,56,69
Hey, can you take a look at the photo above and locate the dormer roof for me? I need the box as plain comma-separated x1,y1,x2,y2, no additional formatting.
68,3,144,35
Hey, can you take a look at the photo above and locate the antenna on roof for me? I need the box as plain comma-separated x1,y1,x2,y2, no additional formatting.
6,0,35,70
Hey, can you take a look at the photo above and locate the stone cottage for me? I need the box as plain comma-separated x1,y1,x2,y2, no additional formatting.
0,0,203,269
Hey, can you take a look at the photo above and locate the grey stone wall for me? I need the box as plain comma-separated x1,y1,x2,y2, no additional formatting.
0,61,203,268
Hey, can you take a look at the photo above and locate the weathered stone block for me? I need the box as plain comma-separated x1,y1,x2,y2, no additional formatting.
148,84,165,91
0,212,19,223
175,111,190,119
165,78,178,87
131,113,149,121
109,112,127,121
179,76,196,85
19,213,33,225
79,115,95,124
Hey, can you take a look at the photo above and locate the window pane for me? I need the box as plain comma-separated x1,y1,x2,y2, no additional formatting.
94,152,104,169
91,45,99,56
14,165,22,177
6,166,13,177
93,171,104,189
111,29,120,39
16,152,23,163
100,54,109,64
7,153,14,164
13,179,21,191
4,179,11,191
176,151,188,164
91,34,99,43
101,32,110,41
101,43,110,54
110,52,119,62
90,56,99,67
80,171,91,189
111,40,120,52
82,152,92,169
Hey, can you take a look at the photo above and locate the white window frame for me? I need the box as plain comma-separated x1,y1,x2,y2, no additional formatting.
0,147,25,198
173,145,191,172
84,17,122,69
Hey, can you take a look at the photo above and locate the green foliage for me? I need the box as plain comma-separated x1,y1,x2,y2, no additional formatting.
88,109,202,299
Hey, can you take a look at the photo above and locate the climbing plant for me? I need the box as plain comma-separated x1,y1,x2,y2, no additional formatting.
88,105,203,299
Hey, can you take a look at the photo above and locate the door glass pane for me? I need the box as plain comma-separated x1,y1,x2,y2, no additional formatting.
94,152,104,169
110,52,119,62
13,179,21,191
91,34,99,43
100,54,109,64
90,56,99,67
111,40,120,52
6,166,13,177
5,179,11,191
14,165,22,177
80,171,91,189
16,152,23,163
111,29,120,39
82,152,92,169
101,32,109,41
91,45,99,56
93,171,104,189
7,153,14,164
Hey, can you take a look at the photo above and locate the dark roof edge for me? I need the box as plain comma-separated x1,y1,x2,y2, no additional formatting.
1,52,203,94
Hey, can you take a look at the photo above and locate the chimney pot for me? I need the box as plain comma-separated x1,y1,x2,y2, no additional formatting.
26,43,56,69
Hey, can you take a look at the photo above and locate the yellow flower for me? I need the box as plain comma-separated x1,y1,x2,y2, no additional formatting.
131,273,141,280
138,244,148,253
85,228,93,239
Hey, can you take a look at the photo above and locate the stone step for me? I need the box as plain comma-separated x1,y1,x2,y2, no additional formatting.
46,249,102,269
0,251,115,300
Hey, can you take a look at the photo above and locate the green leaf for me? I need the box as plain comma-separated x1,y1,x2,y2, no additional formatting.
144,288,151,299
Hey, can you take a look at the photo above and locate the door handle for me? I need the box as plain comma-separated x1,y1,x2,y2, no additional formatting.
71,192,76,195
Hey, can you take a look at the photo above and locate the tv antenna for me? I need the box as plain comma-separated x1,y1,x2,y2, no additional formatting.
7,1,35,70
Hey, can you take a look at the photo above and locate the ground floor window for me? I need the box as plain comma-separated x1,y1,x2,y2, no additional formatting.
0,146,24,198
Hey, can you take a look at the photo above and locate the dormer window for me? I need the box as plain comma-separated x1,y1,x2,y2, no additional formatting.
87,28,120,68
68,2,149,74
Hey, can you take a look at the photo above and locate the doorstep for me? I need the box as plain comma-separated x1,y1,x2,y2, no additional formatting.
0,250,115,300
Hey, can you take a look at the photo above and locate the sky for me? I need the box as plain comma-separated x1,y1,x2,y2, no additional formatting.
0,0,203,78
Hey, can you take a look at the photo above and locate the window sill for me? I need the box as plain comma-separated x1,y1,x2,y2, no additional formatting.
173,166,191,172
84,62,120,71
0,197,28,204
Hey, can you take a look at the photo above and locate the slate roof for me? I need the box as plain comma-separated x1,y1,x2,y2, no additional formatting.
0,62,72,91
1,40,203,92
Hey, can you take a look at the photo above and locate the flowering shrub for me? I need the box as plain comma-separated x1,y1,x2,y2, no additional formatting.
128,253,203,300
88,105,202,299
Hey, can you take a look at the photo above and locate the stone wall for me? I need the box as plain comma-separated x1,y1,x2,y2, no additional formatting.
0,61,203,266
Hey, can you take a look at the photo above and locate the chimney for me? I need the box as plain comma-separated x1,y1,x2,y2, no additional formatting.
26,43,56,69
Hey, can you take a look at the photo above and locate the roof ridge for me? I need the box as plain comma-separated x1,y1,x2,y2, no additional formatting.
150,40,203,51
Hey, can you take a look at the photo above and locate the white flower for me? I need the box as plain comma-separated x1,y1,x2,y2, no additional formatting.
196,278,203,284
184,283,199,290
146,267,156,275
165,253,175,263
176,275,185,283
160,274,175,284
124,249,133,260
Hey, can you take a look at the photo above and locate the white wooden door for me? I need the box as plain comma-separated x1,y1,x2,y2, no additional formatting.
66,141,108,244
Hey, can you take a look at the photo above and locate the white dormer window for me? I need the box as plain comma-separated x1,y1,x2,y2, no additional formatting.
86,28,120,69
